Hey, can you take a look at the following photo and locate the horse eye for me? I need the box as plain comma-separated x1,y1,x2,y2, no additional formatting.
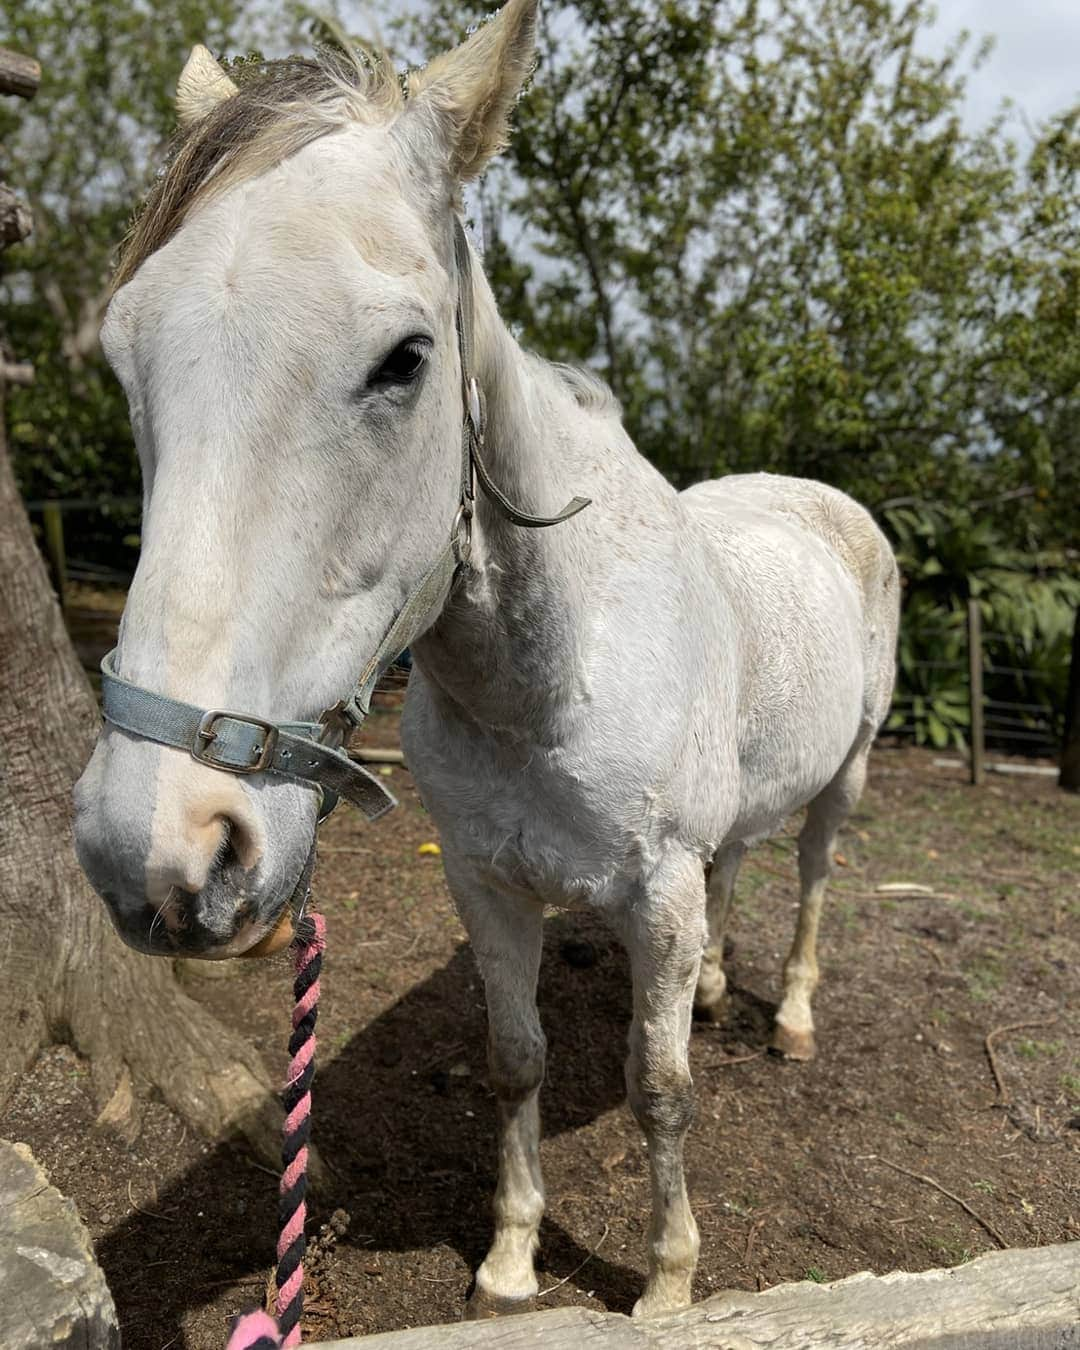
369,337,430,388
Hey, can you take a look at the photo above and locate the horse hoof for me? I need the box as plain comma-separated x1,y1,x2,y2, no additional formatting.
632,1290,690,1319
464,1287,537,1321
770,1023,816,1061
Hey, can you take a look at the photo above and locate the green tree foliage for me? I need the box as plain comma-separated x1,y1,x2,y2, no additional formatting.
3,0,1077,749
407,0,1077,556
400,0,1078,749
1,0,243,565
886,502,1079,748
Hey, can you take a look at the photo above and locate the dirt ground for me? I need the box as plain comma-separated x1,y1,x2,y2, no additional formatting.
5,676,1079,1349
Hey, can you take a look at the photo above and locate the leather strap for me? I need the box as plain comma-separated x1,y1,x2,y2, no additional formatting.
452,222,590,531
97,219,591,822
100,651,396,820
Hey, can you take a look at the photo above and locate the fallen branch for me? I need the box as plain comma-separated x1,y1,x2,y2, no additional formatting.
984,1016,1059,1106
866,1155,1007,1249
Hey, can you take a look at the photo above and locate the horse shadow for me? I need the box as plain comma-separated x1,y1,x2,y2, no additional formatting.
95,913,777,1346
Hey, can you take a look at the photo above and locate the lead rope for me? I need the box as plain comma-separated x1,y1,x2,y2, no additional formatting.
226,913,326,1350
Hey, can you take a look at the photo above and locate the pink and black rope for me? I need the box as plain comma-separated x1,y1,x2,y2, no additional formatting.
226,912,326,1350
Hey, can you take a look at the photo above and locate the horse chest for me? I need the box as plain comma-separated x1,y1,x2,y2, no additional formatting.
402,698,645,908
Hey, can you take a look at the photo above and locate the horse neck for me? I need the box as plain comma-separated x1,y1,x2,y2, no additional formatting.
411,256,607,730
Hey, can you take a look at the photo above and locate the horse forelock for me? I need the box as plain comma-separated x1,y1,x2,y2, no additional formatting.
113,45,405,293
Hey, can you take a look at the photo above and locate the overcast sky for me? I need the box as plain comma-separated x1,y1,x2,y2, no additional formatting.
919,0,1077,131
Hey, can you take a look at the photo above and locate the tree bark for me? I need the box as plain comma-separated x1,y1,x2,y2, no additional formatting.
0,184,34,248
0,398,284,1167
0,47,40,100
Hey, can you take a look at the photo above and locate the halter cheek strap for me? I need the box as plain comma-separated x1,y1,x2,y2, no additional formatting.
98,219,590,821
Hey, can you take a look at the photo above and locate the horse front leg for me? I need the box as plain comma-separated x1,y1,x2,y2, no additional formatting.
621,854,705,1318
443,855,546,1318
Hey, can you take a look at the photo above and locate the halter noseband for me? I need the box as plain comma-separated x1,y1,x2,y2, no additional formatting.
98,219,590,821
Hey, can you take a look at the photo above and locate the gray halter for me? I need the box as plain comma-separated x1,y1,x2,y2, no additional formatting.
99,220,589,822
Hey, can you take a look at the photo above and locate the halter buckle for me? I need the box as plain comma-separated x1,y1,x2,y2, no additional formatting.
193,710,279,774
451,501,473,566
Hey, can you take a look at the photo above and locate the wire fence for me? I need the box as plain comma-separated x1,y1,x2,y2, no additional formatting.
888,603,1069,770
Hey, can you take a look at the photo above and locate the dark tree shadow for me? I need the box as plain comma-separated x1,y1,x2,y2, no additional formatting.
96,913,777,1346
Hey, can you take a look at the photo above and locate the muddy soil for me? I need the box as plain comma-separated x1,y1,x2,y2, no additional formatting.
5,685,1078,1348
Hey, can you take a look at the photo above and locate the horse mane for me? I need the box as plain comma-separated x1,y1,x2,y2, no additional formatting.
112,45,404,292
547,360,621,416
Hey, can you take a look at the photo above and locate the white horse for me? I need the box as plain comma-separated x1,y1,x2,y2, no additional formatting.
73,0,898,1320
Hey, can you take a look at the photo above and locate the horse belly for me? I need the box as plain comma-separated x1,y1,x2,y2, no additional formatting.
715,527,867,840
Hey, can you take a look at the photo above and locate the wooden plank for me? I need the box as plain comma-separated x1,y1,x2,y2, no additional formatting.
0,47,41,99
349,748,406,765
310,1242,1080,1349
1060,604,1080,791
967,597,985,787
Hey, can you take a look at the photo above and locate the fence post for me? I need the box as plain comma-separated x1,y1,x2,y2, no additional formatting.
1060,605,1080,792
41,501,67,613
967,597,985,786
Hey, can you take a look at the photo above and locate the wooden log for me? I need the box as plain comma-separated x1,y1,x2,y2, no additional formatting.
967,597,985,787
311,1241,1080,1349
0,47,41,99
0,1140,119,1349
0,183,33,248
1,361,34,386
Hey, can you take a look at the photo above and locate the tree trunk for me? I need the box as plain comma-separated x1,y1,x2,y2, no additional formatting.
0,401,284,1165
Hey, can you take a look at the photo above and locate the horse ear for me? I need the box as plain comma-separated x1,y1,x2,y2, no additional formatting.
408,0,538,182
176,44,238,128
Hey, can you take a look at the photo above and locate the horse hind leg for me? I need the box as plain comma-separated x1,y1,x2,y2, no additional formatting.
694,840,746,1021
772,735,872,1062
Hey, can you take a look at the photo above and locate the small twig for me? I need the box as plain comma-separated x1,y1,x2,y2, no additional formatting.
196,1277,271,1291
866,1155,1007,1249
896,930,946,968
245,1158,282,1180
764,837,795,853
746,858,794,882
984,1016,1059,1106
127,1179,176,1222
744,1213,768,1261
537,1223,610,1297
716,1049,766,1067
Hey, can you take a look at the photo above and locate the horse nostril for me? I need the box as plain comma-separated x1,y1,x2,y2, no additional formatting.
212,810,260,872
